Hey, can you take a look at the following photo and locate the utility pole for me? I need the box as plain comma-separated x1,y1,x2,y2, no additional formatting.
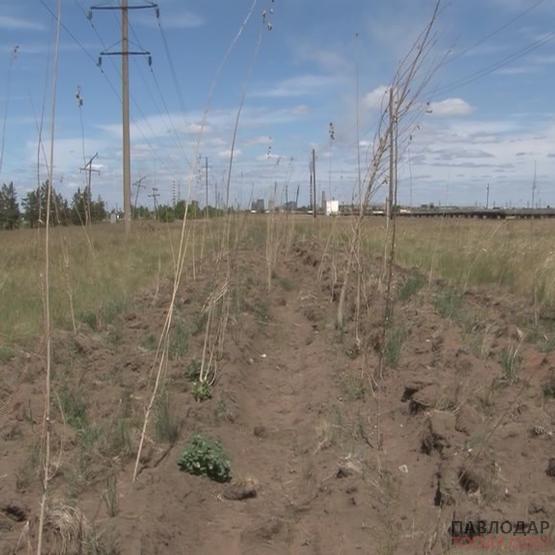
133,176,147,217
172,180,176,207
285,184,289,210
148,187,159,220
79,153,100,225
486,183,490,209
89,0,157,235
312,148,317,218
295,184,300,209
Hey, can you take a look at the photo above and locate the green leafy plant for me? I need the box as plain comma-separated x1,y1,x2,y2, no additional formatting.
192,381,212,402
177,434,231,482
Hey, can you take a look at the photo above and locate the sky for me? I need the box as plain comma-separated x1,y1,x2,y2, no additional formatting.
1,0,555,210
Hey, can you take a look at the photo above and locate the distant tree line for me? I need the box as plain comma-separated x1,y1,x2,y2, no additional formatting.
0,182,224,230
0,181,107,229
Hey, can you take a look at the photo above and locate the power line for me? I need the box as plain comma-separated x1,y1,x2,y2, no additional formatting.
431,30,555,97
443,0,546,66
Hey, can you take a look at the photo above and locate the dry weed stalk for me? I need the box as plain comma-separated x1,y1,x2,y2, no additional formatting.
37,1,62,552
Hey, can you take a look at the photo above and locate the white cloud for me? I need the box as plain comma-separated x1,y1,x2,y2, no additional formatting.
428,98,474,117
0,15,45,31
246,135,273,145
253,75,339,98
218,149,242,159
362,85,389,110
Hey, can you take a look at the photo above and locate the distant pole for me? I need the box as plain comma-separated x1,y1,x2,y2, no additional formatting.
312,148,317,219
79,153,100,225
149,187,159,219
285,183,289,210
132,176,146,216
486,183,490,209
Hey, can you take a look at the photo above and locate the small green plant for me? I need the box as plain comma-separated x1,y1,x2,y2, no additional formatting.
154,391,179,444
385,326,406,368
177,434,231,482
500,345,521,384
542,375,555,399
398,273,425,301
433,288,463,319
192,381,212,402
0,345,15,362
214,399,234,422
341,373,366,401
185,359,201,382
59,386,88,430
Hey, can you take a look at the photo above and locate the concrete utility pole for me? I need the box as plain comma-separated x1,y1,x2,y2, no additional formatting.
312,148,317,219
121,0,131,235
89,0,157,235
79,153,100,226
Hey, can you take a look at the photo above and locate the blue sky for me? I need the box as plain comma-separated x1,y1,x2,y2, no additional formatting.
1,0,555,209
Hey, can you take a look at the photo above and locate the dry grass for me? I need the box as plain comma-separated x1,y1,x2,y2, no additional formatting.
0,221,216,343
2,216,555,347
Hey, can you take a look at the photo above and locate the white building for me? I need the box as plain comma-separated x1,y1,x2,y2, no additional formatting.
325,200,339,216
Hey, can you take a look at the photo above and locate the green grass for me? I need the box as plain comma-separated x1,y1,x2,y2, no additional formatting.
398,272,425,301
433,288,463,320
0,222,194,344
384,325,406,368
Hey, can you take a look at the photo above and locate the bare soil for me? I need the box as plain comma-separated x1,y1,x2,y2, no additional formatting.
1,238,554,554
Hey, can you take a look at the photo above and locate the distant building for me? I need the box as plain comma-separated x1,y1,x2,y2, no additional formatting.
325,200,339,216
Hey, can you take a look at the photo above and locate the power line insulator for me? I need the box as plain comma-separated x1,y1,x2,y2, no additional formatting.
87,9,93,20
156,7,160,18
148,55,152,66
97,56,102,67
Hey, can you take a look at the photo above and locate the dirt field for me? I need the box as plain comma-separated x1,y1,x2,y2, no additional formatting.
1,220,554,554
